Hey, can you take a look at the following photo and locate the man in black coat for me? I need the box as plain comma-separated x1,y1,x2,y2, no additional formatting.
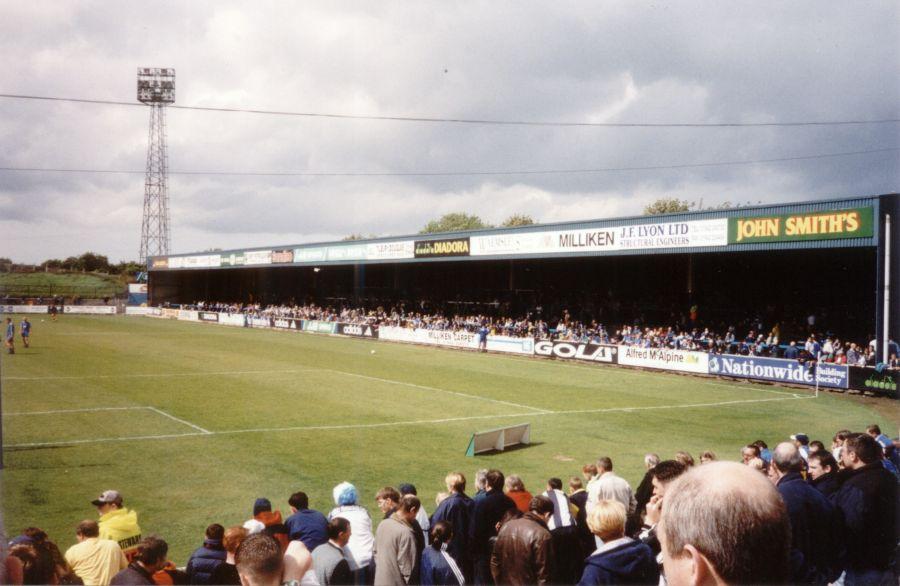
469,469,516,585
430,472,474,578
807,451,840,498
832,433,898,585
770,442,841,584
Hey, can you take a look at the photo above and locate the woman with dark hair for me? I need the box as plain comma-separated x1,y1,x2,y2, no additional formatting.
420,522,465,586
9,543,60,585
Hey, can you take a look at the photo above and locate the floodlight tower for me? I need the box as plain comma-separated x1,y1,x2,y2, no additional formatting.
137,67,175,267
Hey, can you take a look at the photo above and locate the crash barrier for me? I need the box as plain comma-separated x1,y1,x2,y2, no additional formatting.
466,423,532,456
140,308,894,397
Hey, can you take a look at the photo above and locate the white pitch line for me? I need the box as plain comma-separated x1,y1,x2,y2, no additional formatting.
315,368,551,413
145,406,212,435
1,369,311,381
4,406,147,417
4,394,809,449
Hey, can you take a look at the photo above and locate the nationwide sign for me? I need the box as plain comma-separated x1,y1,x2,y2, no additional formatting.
414,237,471,258
534,340,617,363
707,354,849,389
729,207,874,244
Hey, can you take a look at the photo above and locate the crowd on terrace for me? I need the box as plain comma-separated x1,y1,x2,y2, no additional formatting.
6,426,898,585
183,301,897,367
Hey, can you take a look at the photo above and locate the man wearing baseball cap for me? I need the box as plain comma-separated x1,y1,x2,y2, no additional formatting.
93,490,143,560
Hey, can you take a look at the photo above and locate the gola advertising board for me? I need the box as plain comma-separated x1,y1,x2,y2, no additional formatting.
617,346,709,373
729,207,874,244
534,340,617,363
707,354,848,389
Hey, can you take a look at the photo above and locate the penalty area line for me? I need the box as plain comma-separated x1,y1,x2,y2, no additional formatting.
3,394,809,449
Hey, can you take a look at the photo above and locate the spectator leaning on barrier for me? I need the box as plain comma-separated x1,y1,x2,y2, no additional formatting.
284,491,329,552
770,442,842,584
65,519,128,586
659,461,792,585
490,495,554,586
185,523,226,585
832,433,898,585
92,490,142,560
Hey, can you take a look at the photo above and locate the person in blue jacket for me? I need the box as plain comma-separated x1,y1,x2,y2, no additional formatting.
185,524,226,584
578,500,658,585
421,521,465,586
284,491,329,552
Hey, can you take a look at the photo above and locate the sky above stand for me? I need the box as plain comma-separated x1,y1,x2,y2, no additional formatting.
1,1,898,263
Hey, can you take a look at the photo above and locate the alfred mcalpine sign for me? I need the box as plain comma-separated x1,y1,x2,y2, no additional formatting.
729,207,874,244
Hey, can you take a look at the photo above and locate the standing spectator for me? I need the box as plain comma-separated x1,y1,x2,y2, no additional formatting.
659,462,792,584
567,476,594,562
328,482,374,585
110,537,168,585
867,424,900,471
753,440,773,464
311,517,353,586
472,469,489,502
791,434,811,461
374,495,421,586
699,451,717,464
632,454,659,525
638,460,687,560
490,495,554,585
284,491,329,552
469,469,517,585
92,490,142,560
399,484,430,544
420,522,465,586
429,472,474,578
234,534,284,586
503,475,533,513
185,524,226,585
770,442,841,584
579,500,658,586
209,526,247,586
65,520,128,586
832,433,898,584
741,444,761,465
543,478,581,584
251,498,289,551
586,457,636,520
807,451,840,497
375,487,401,519
673,451,695,468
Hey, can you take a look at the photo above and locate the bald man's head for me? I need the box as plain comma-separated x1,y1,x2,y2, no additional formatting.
772,442,803,476
659,462,791,585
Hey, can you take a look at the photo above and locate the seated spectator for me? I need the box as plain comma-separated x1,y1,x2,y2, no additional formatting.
659,462,791,584
503,474,533,513
185,523,226,585
579,499,658,585
65,519,127,586
209,526,248,586
328,482,374,585
311,517,352,586
420,521,465,586
110,536,169,585
284,491,329,552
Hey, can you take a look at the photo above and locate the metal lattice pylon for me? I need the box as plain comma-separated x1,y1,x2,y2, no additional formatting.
137,67,175,266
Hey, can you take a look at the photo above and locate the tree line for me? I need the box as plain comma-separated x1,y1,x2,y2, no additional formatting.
0,253,143,276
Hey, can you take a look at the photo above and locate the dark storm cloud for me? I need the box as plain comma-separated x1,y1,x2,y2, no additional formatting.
0,1,897,263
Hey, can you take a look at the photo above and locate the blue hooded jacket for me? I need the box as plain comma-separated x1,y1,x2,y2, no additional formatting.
285,508,329,551
185,538,226,585
578,539,659,585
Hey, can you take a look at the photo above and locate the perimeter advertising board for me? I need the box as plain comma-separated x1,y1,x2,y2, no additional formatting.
198,311,219,322
0,305,48,314
617,346,709,373
272,317,301,330
534,340,617,363
218,313,247,327
302,320,337,334
63,306,117,315
848,366,898,396
378,326,533,354
729,207,874,244
337,323,379,338
707,354,848,389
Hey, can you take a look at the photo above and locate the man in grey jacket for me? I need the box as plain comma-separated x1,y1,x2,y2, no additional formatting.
374,495,422,585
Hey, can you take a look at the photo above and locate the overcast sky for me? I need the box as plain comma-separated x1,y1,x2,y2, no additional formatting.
1,1,898,263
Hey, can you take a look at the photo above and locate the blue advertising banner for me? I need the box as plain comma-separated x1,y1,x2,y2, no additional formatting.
707,354,848,389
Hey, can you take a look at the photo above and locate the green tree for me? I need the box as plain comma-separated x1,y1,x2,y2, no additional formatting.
501,213,536,227
78,252,110,272
0,257,12,272
420,213,493,234
41,259,63,270
643,198,695,215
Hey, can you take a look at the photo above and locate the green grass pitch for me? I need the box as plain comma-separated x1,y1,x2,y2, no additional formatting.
2,315,895,561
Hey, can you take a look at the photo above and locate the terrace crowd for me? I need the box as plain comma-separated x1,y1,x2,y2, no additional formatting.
6,426,898,585
183,301,898,367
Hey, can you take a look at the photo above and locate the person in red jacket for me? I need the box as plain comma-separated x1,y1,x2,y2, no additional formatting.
252,498,289,551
